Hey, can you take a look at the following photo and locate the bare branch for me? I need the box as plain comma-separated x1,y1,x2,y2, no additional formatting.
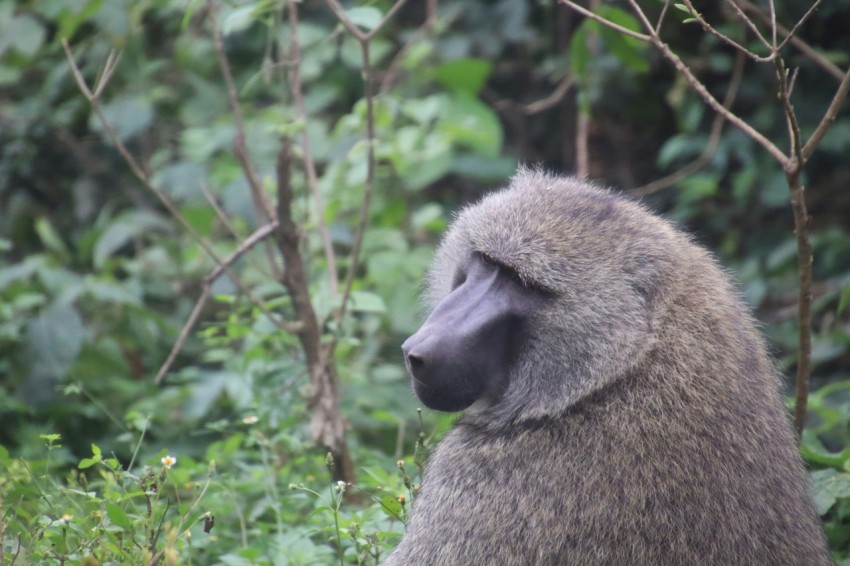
737,0,844,81
801,66,850,161
560,1,787,165
575,111,590,178
274,138,354,482
64,40,300,385
775,0,824,53
788,168,813,437
524,76,574,115
721,0,771,49
658,42,787,165
655,0,671,35
286,0,340,296
207,1,276,223
633,51,745,196
324,0,410,42
558,0,651,41
199,180,240,241
93,49,122,99
331,34,378,333
681,0,775,62
154,223,285,385
323,0,410,332
768,0,777,48
63,40,220,248
379,0,439,94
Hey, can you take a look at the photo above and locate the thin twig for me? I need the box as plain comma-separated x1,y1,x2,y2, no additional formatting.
575,112,590,178
775,0,823,53
274,138,354,482
559,0,651,41
564,1,789,165
285,0,339,296
633,50,745,196
721,0,771,49
654,0,671,35
63,40,225,260
63,39,299,383
199,180,282,279
207,1,276,223
323,0,411,332
768,0,777,49
681,0,774,62
774,54,813,435
737,0,844,81
379,0,439,94
154,223,289,384
525,76,574,115
324,0,410,42
199,181,240,241
801,66,850,161
335,39,376,330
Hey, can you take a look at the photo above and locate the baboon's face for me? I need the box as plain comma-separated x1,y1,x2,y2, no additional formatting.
401,251,549,412
403,177,664,418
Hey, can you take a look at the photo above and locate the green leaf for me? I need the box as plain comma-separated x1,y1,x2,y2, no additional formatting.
810,469,850,515
106,502,133,530
434,58,493,95
436,94,503,158
90,95,154,142
597,25,649,72
93,211,171,269
379,494,403,518
221,5,257,36
58,0,104,41
346,6,382,31
349,291,387,314
78,457,97,469
0,14,45,57
35,218,69,257
677,172,719,204
838,282,850,315
570,24,591,81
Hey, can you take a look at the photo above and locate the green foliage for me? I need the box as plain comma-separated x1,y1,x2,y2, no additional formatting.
1,0,849,562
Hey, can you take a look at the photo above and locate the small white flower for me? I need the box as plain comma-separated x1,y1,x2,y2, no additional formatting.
161,455,177,469
242,415,259,425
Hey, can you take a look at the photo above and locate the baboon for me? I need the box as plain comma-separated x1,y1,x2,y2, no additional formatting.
385,169,831,565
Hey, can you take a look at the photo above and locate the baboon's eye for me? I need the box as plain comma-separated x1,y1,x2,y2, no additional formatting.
478,253,528,288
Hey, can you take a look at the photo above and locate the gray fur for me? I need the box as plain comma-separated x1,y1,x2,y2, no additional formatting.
385,169,831,565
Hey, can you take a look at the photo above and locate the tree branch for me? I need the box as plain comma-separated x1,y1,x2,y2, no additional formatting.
154,223,287,385
207,1,276,224
285,0,340,296
275,138,354,482
801,66,850,161
633,50,745,196
558,0,788,166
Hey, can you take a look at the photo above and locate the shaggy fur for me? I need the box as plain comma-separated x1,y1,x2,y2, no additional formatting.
384,169,831,565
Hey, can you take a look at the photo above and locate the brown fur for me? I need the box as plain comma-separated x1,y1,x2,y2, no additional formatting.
385,169,831,565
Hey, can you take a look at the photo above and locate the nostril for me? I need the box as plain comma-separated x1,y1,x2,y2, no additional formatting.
407,354,425,370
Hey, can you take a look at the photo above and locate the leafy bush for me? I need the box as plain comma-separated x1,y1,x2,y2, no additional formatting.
1,0,849,563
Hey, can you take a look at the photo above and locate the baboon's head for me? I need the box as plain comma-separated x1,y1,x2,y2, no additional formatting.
402,169,678,422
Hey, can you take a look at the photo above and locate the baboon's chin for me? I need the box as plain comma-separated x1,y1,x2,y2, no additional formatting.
411,377,480,413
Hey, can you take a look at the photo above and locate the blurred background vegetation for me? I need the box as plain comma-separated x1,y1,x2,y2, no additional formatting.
1,0,849,564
